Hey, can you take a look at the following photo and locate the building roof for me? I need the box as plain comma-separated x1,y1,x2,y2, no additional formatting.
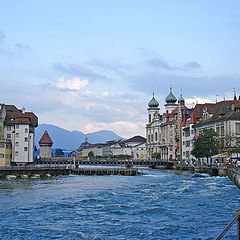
195,100,240,127
39,130,53,146
4,105,38,127
124,135,146,143
193,103,216,122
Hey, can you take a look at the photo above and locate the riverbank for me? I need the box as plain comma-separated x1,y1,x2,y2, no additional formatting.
178,166,240,189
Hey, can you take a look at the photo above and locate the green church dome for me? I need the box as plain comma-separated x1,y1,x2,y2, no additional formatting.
178,94,185,106
148,94,159,108
165,87,177,104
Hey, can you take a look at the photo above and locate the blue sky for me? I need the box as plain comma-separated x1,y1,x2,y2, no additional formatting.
0,1,240,138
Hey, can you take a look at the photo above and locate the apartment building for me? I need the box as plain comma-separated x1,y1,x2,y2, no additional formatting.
3,105,38,165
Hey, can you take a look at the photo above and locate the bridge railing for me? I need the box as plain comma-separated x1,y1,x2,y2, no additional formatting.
216,210,240,240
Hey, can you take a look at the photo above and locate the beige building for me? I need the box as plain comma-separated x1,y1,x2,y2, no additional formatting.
0,139,11,167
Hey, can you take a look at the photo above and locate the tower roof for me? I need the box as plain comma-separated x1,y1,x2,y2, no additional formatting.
165,87,177,104
148,93,159,108
39,130,53,146
178,94,185,106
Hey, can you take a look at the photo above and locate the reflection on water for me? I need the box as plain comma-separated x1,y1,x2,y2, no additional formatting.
0,169,239,240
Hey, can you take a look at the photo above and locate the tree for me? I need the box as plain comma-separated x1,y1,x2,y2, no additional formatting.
55,148,64,157
221,132,240,157
151,152,161,159
191,129,218,161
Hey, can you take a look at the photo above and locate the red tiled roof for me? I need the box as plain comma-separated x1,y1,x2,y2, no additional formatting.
39,130,53,145
4,105,38,126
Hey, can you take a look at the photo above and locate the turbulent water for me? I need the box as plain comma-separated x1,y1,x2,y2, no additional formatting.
0,169,239,240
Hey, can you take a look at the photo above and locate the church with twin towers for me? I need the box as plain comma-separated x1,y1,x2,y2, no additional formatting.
146,86,190,160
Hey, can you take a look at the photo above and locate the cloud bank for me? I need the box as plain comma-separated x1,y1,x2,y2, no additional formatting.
57,77,88,90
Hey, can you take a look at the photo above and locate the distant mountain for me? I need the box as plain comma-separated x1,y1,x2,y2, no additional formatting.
35,124,124,150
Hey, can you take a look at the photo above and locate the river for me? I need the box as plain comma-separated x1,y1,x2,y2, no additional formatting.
0,169,239,240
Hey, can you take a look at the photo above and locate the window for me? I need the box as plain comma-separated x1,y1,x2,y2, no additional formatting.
16,133,19,138
0,144,4,148
7,126,11,131
220,126,224,136
155,132,158,141
149,114,151,123
24,147,27,151
25,128,28,133
0,154,4,158
16,142,19,147
236,123,240,134
7,134,11,139
6,144,10,149
25,137,28,142
6,154,8,158
186,141,190,147
15,151,18,156
16,124,19,129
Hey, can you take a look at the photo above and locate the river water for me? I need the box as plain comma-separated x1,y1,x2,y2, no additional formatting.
0,169,239,240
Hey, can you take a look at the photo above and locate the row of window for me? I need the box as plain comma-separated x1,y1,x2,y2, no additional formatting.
15,148,28,156
7,125,29,133
0,154,11,158
0,144,10,149
183,140,191,147
183,151,190,157
15,139,28,147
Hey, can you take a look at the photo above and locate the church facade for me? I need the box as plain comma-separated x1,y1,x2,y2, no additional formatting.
146,87,190,160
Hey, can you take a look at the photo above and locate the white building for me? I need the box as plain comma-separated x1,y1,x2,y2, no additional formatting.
3,105,38,165
73,136,146,159
181,112,196,165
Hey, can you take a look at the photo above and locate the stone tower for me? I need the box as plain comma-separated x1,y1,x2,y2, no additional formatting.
39,130,53,159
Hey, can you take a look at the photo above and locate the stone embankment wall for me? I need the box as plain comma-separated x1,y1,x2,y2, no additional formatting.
195,167,240,188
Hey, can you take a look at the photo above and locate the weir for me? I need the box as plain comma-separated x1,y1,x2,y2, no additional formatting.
0,166,139,178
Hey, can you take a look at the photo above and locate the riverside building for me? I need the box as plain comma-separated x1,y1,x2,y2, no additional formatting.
146,88,190,160
73,136,146,158
0,104,38,166
181,93,240,165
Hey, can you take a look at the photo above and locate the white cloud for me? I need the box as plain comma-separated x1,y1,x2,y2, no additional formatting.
102,91,109,96
57,76,88,90
185,96,213,107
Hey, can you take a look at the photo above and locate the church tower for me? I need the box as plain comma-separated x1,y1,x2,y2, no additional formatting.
165,86,177,113
147,92,160,123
